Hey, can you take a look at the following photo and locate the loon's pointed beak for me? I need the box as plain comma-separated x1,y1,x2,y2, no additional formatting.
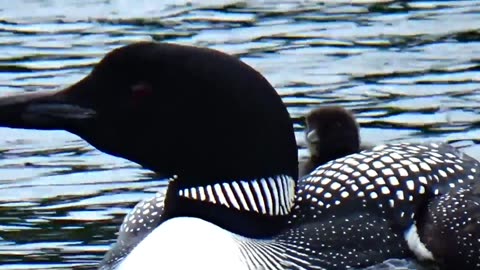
0,90,96,130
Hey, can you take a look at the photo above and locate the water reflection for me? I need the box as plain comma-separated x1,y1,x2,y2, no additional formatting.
0,0,479,269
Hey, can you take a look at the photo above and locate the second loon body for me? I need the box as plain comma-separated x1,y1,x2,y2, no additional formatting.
0,42,479,270
299,105,480,269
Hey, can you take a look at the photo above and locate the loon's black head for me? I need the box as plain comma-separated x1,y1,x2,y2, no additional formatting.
301,106,360,176
0,42,298,237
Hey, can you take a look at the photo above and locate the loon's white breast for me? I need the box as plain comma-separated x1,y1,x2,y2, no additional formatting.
116,217,246,270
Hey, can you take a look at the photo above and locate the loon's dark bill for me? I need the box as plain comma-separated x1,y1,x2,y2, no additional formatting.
0,89,96,129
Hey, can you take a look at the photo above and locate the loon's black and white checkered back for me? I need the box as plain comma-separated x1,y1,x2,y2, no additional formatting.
276,142,480,269
292,142,480,229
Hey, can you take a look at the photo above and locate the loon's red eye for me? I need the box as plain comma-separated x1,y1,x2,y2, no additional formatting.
131,82,153,106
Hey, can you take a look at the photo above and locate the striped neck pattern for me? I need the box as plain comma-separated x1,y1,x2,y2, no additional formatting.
178,175,295,216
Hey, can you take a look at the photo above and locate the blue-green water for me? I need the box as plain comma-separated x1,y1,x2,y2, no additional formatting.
0,0,479,269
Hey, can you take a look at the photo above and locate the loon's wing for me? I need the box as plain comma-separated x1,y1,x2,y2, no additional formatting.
100,192,165,269
418,183,480,269
278,211,409,269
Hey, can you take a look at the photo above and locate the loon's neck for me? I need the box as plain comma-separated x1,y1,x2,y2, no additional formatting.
162,174,296,238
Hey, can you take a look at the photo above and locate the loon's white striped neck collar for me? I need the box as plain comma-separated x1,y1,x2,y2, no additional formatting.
162,174,296,238
178,175,296,216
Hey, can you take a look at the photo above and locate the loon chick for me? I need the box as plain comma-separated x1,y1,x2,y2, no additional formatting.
0,42,479,269
300,106,361,177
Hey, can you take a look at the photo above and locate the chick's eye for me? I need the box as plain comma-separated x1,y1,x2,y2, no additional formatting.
131,82,153,106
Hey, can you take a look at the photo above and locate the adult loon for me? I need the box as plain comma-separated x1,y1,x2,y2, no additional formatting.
0,42,479,270
300,105,480,269
298,105,480,269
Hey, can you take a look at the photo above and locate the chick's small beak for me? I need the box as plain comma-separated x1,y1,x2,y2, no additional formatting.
306,129,320,144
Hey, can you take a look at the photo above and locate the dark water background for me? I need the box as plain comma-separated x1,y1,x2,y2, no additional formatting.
0,0,479,269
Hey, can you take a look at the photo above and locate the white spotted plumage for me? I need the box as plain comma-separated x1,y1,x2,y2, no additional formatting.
293,142,480,233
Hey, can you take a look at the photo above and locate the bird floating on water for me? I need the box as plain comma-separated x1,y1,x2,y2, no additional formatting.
0,42,478,270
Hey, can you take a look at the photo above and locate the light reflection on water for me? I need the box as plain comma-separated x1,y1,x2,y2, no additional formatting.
0,0,479,269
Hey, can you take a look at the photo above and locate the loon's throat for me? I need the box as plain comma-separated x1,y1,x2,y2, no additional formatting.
178,175,296,216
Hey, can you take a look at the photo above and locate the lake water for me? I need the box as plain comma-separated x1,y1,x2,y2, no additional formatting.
0,0,479,269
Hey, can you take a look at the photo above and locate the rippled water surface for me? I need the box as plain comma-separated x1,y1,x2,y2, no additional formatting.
0,0,479,269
